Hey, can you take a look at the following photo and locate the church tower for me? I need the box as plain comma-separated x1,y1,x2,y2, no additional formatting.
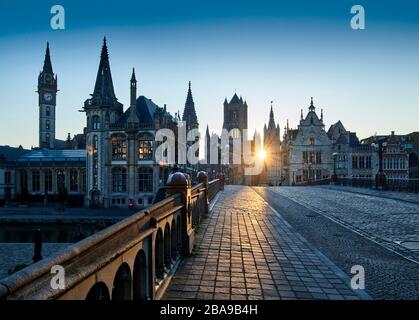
38,42,57,149
182,81,199,131
84,37,123,207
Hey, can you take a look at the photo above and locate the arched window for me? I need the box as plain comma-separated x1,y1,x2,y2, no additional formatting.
20,170,28,192
92,135,98,189
112,167,127,193
230,128,241,139
138,141,153,160
92,115,100,130
70,170,78,192
111,134,127,160
138,133,154,160
137,167,153,192
32,170,40,192
44,170,52,192
57,170,66,191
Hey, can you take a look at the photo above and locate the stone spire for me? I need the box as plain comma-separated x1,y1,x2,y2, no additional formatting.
182,81,199,130
309,97,315,112
268,101,276,130
42,42,53,74
92,37,117,106
130,67,137,107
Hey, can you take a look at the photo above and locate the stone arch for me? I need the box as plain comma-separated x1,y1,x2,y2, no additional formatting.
155,228,164,280
133,249,148,300
177,215,182,254
112,262,132,300
86,282,110,300
164,222,171,269
171,219,178,259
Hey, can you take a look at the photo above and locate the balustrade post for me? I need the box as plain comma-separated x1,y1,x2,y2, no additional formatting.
197,171,209,214
166,172,194,256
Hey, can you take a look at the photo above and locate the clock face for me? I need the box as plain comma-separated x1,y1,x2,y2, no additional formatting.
43,93,53,102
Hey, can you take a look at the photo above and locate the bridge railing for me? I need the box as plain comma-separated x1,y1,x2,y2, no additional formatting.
0,174,223,300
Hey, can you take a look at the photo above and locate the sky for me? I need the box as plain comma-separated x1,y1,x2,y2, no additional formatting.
0,0,419,149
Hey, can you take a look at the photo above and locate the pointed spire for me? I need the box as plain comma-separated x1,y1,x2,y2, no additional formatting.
309,97,315,112
131,68,136,82
182,81,198,129
268,101,276,130
206,124,210,137
92,37,117,105
42,42,53,74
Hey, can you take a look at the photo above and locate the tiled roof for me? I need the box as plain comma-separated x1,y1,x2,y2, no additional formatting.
18,149,86,161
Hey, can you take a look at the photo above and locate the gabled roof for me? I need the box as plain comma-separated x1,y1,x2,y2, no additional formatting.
116,95,159,125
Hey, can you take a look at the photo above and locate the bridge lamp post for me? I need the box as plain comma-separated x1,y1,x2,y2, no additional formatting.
332,152,338,183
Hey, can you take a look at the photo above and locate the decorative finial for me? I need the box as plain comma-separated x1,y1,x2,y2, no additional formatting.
321,108,323,121
311,97,314,106
188,81,191,90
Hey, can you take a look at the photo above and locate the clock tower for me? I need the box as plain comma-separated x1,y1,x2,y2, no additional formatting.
38,42,57,149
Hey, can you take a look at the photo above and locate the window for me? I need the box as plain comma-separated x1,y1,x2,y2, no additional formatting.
44,170,52,192
138,167,153,192
70,170,78,192
4,171,11,184
32,170,40,192
352,156,358,169
230,128,241,139
316,152,322,164
112,167,127,192
139,140,153,160
359,156,365,169
309,138,315,146
81,170,86,192
111,135,127,160
366,156,371,169
46,107,50,117
231,111,238,120
92,115,100,130
20,170,28,191
46,133,50,145
46,120,50,130
57,170,65,190
93,135,98,189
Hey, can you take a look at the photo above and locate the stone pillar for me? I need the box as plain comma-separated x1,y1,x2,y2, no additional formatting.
166,172,193,256
197,171,209,214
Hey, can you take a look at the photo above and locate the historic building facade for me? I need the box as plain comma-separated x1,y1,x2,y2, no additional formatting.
84,38,192,208
262,104,282,185
282,98,333,185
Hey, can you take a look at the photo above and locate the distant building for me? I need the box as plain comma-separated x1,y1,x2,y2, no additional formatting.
84,38,189,208
382,131,409,179
222,93,248,185
263,104,282,185
283,98,333,185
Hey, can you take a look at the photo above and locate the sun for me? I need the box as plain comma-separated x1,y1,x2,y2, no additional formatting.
258,149,267,160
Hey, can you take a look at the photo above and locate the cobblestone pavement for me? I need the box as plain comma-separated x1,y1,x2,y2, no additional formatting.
164,186,368,300
254,187,419,299
320,185,419,205
266,186,419,262
0,243,70,279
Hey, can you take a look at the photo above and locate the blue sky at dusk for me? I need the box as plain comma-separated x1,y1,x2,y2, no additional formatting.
0,0,419,148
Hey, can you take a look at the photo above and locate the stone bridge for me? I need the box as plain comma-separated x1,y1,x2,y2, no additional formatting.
1,181,419,300
0,172,222,300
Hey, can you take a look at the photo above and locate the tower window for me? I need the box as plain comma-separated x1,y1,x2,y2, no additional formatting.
46,120,50,130
309,138,315,145
92,115,100,130
46,107,50,117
